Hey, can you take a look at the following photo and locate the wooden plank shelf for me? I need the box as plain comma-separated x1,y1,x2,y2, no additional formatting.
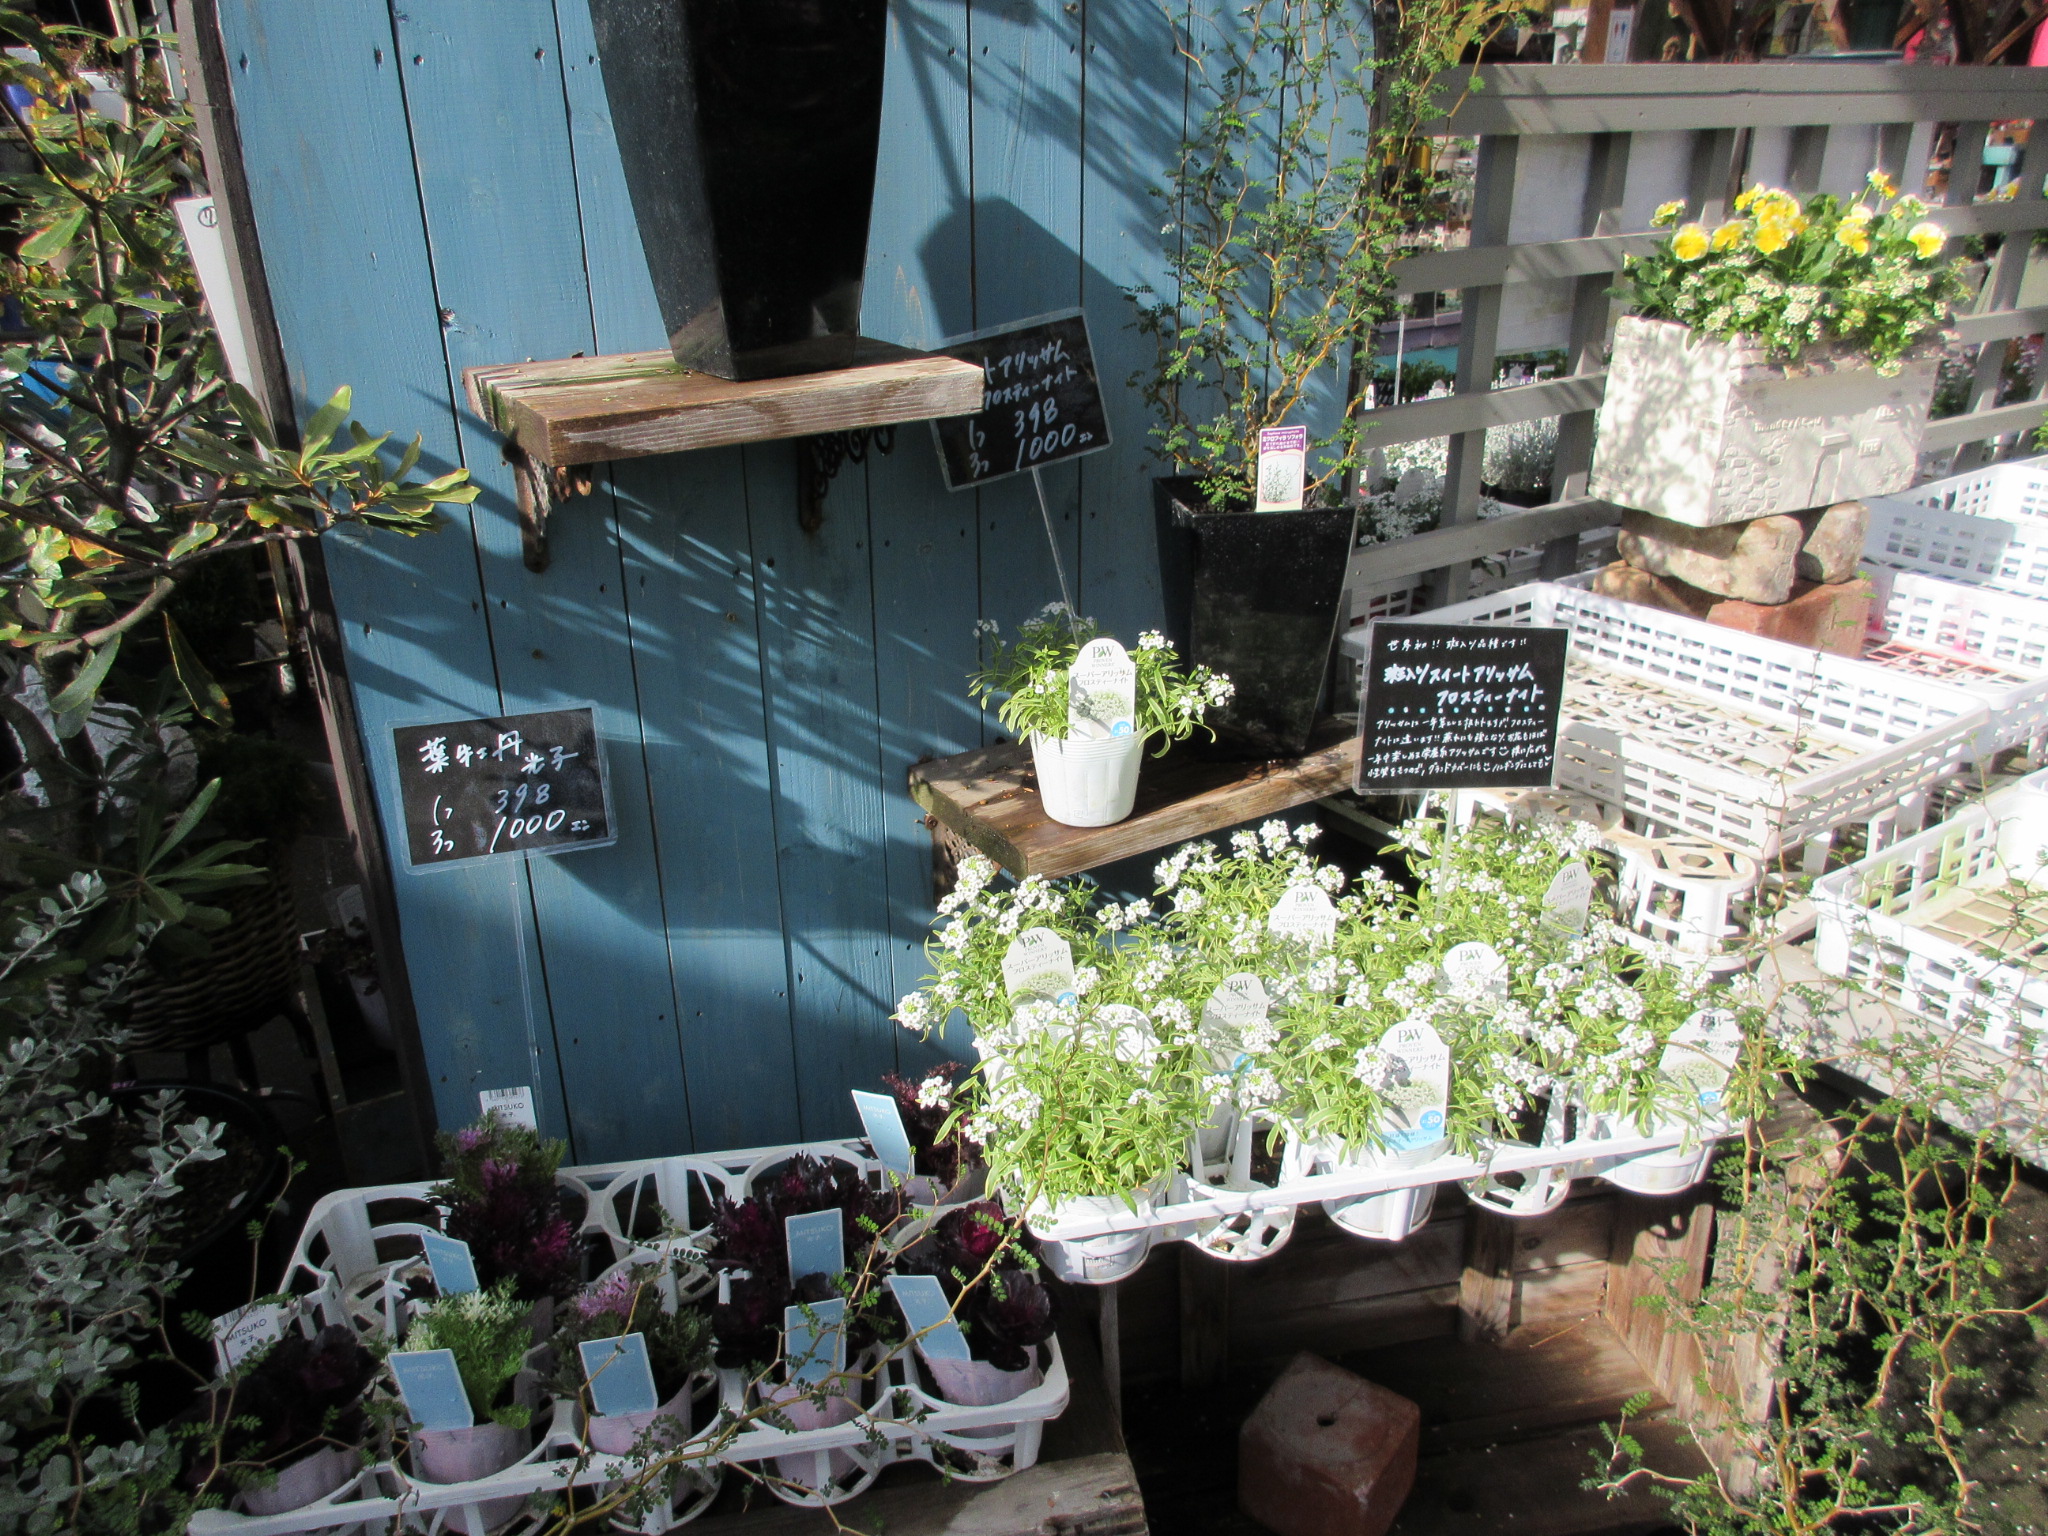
908,731,1359,880
462,337,984,468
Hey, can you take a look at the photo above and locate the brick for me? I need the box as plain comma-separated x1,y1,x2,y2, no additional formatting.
1617,507,1804,603
1239,1352,1420,1536
1589,560,1717,620
1704,577,1873,656
1794,499,1868,584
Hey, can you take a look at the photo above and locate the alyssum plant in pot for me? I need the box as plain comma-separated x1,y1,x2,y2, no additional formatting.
970,606,1231,828
1591,174,1971,527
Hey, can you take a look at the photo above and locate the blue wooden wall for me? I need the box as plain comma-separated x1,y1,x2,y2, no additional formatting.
215,0,1217,1160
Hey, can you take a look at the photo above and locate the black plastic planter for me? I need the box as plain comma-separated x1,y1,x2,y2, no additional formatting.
1153,477,1357,760
589,0,888,381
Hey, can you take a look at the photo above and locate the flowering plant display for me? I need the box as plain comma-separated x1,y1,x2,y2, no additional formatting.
968,604,1233,751
547,1263,714,1406
881,1064,982,1192
1620,173,1969,375
428,1113,582,1303
399,1280,536,1430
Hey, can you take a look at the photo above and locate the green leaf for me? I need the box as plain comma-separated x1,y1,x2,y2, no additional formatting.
155,777,224,866
299,386,352,464
166,521,220,562
18,206,85,262
48,635,120,716
165,614,231,727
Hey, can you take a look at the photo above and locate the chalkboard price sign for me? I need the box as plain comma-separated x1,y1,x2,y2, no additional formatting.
1353,623,1569,792
392,706,615,870
930,309,1111,489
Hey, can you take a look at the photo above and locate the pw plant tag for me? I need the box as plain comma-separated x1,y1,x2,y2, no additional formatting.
1442,941,1510,1000
421,1231,481,1296
1664,1009,1744,1115
211,1302,287,1375
579,1332,661,1417
1002,927,1078,1004
1254,424,1308,512
478,1084,537,1130
1541,863,1595,933
784,1209,846,1283
389,1349,475,1432
887,1274,973,1362
1267,884,1339,949
1067,637,1137,739
1379,1020,1452,1153
850,1089,915,1180
1093,1002,1158,1064
1201,972,1270,1066
784,1299,847,1387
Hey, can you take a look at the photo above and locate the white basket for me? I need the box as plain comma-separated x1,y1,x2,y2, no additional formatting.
1812,770,2048,1057
1346,582,1989,860
1864,458,2048,598
1883,455,2048,523
1858,565,2048,753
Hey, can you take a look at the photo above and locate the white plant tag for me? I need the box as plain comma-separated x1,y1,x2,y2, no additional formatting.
1267,884,1339,950
1254,425,1307,512
1662,1008,1744,1115
1201,972,1269,1063
211,1303,286,1375
1068,638,1137,740
478,1085,537,1130
1378,1020,1452,1153
1442,941,1509,1000
1541,863,1595,933
1093,1003,1157,1063
1001,927,1078,1004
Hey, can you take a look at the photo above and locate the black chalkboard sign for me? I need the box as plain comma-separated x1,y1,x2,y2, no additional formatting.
930,309,1111,489
1353,623,1570,791
392,706,615,870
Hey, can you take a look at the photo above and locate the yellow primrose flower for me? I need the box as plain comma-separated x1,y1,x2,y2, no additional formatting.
1734,184,1763,212
1835,222,1870,255
1754,218,1794,255
1711,220,1746,251
1907,221,1946,259
1671,223,1710,261
1842,203,1875,225
1652,199,1687,228
1867,169,1898,199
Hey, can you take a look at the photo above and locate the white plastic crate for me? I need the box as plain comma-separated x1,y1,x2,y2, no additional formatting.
1864,458,2048,598
1344,582,1990,860
1812,770,2048,1056
1858,565,2048,752
1883,455,2048,523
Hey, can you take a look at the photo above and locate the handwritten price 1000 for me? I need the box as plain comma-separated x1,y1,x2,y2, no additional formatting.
490,807,591,853
1010,397,1091,472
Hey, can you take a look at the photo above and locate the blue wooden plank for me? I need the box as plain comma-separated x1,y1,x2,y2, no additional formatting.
389,0,694,1163
744,442,898,1137
214,0,569,1142
552,0,805,1151
969,0,1086,633
862,0,983,1075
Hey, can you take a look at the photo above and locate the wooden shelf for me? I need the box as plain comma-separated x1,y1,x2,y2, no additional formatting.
908,730,1360,880
463,338,984,468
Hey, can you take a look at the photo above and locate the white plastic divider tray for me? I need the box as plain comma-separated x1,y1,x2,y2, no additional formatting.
1864,456,2048,598
1812,769,2048,1057
199,1138,1069,1533
1857,564,2048,752
1343,581,1990,860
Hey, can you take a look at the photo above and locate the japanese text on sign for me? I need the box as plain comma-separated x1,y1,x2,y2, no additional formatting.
1353,622,1568,791
392,706,614,870
930,310,1112,489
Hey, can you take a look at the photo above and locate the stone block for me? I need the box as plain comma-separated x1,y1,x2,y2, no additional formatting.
1704,577,1873,656
1618,507,1803,604
1239,1352,1420,1536
1795,500,1869,584
1589,561,1717,620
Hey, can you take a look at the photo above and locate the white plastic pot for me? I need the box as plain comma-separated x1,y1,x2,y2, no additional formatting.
1027,1190,1159,1285
1584,1106,1724,1196
921,1353,1044,1442
1314,1136,1447,1243
239,1444,355,1516
586,1384,691,1457
412,1420,530,1534
1030,732,1146,827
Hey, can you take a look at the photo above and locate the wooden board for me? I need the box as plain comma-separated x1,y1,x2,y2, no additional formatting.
908,735,1360,879
463,341,985,468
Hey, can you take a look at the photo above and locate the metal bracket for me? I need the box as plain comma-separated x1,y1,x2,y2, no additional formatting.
507,445,593,573
796,425,896,534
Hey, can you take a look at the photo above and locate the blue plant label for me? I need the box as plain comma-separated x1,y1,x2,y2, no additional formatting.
211,1303,286,1375
390,1349,475,1431
1001,927,1077,1005
851,1090,916,1181
1068,638,1136,740
783,1299,847,1386
784,1209,845,1283
579,1332,661,1418
421,1232,480,1296
887,1274,972,1362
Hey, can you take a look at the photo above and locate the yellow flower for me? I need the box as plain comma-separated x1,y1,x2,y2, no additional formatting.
1867,169,1899,199
1842,203,1875,225
1672,223,1710,261
1711,220,1746,251
1754,218,1794,255
1908,221,1946,259
1652,199,1687,228
1734,184,1763,212
1835,222,1870,255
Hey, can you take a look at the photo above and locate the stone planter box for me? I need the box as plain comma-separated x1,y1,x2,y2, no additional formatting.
1590,316,1939,528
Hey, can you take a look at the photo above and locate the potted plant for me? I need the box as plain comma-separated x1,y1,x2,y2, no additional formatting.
397,1279,538,1526
969,606,1231,828
550,1263,712,1456
880,1064,986,1206
1591,175,1970,527
1136,0,1526,757
896,1203,1057,1421
197,1325,380,1515
429,1114,584,1314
